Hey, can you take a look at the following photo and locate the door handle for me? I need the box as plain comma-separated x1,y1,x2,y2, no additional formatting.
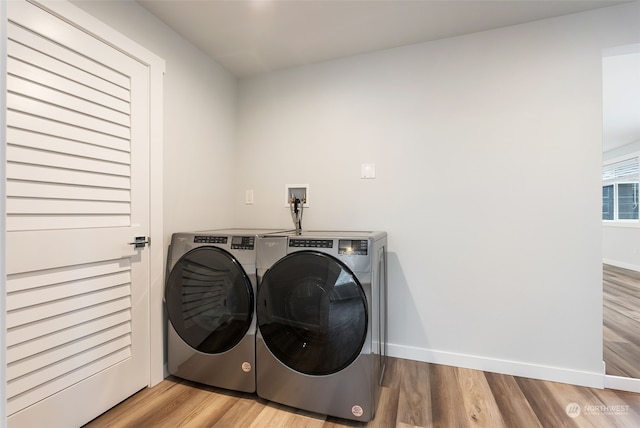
128,236,150,248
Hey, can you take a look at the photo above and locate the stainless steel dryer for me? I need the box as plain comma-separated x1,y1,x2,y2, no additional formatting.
255,230,387,421
165,228,283,392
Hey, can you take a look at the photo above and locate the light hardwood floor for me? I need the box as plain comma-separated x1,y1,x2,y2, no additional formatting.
85,264,640,427
603,264,640,378
85,357,640,427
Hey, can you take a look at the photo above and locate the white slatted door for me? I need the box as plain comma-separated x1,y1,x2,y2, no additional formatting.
5,1,150,426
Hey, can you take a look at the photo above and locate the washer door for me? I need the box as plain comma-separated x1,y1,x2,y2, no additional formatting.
257,251,367,375
166,246,253,354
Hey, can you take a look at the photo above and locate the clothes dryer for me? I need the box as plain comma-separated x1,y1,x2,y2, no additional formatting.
165,228,284,392
255,231,388,421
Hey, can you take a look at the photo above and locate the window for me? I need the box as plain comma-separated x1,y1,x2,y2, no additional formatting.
602,157,639,221
602,184,614,220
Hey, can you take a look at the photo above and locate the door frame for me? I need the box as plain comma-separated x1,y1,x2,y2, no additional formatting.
2,0,8,424
1,1,165,424
602,43,640,394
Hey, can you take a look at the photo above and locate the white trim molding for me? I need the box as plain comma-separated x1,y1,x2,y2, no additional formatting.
1,0,8,424
604,375,640,393
388,343,605,389
603,259,640,273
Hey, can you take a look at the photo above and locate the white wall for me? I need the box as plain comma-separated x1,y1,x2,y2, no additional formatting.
72,0,238,250
603,140,640,271
235,3,640,386
72,1,640,387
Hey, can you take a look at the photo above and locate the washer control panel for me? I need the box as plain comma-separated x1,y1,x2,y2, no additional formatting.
231,236,255,250
289,239,334,248
338,239,368,255
194,235,227,244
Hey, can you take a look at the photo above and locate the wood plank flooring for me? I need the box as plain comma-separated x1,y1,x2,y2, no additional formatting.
84,357,640,428
84,263,640,427
603,264,640,378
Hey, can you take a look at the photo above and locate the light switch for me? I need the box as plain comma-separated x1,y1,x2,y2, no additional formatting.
361,163,376,179
245,190,254,204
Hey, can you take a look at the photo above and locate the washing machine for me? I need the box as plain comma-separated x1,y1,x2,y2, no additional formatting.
255,230,388,421
165,228,286,392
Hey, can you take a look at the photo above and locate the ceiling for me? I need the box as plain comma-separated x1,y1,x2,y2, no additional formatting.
137,0,628,77
136,0,639,151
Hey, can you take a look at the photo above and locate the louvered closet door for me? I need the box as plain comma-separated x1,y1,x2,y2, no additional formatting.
6,1,150,427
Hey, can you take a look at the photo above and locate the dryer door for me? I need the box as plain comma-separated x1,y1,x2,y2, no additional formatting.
166,247,253,354
257,251,367,375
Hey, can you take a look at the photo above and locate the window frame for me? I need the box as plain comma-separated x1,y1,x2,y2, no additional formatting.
602,154,640,224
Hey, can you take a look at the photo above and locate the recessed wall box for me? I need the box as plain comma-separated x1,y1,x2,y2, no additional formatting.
285,184,309,207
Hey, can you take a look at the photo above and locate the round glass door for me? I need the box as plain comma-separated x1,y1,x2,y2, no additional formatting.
257,251,367,375
165,246,253,354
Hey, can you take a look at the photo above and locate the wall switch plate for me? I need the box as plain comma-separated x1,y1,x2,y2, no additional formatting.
245,190,254,205
361,163,376,179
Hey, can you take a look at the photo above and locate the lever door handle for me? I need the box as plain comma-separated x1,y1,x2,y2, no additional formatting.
128,236,150,248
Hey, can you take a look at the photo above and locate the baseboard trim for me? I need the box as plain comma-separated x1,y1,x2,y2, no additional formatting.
603,259,640,272
387,343,605,389
604,375,640,393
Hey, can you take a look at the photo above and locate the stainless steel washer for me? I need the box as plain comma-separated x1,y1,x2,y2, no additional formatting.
255,230,388,421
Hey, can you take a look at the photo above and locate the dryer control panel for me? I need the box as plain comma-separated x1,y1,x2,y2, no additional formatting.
289,239,334,248
194,236,227,244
